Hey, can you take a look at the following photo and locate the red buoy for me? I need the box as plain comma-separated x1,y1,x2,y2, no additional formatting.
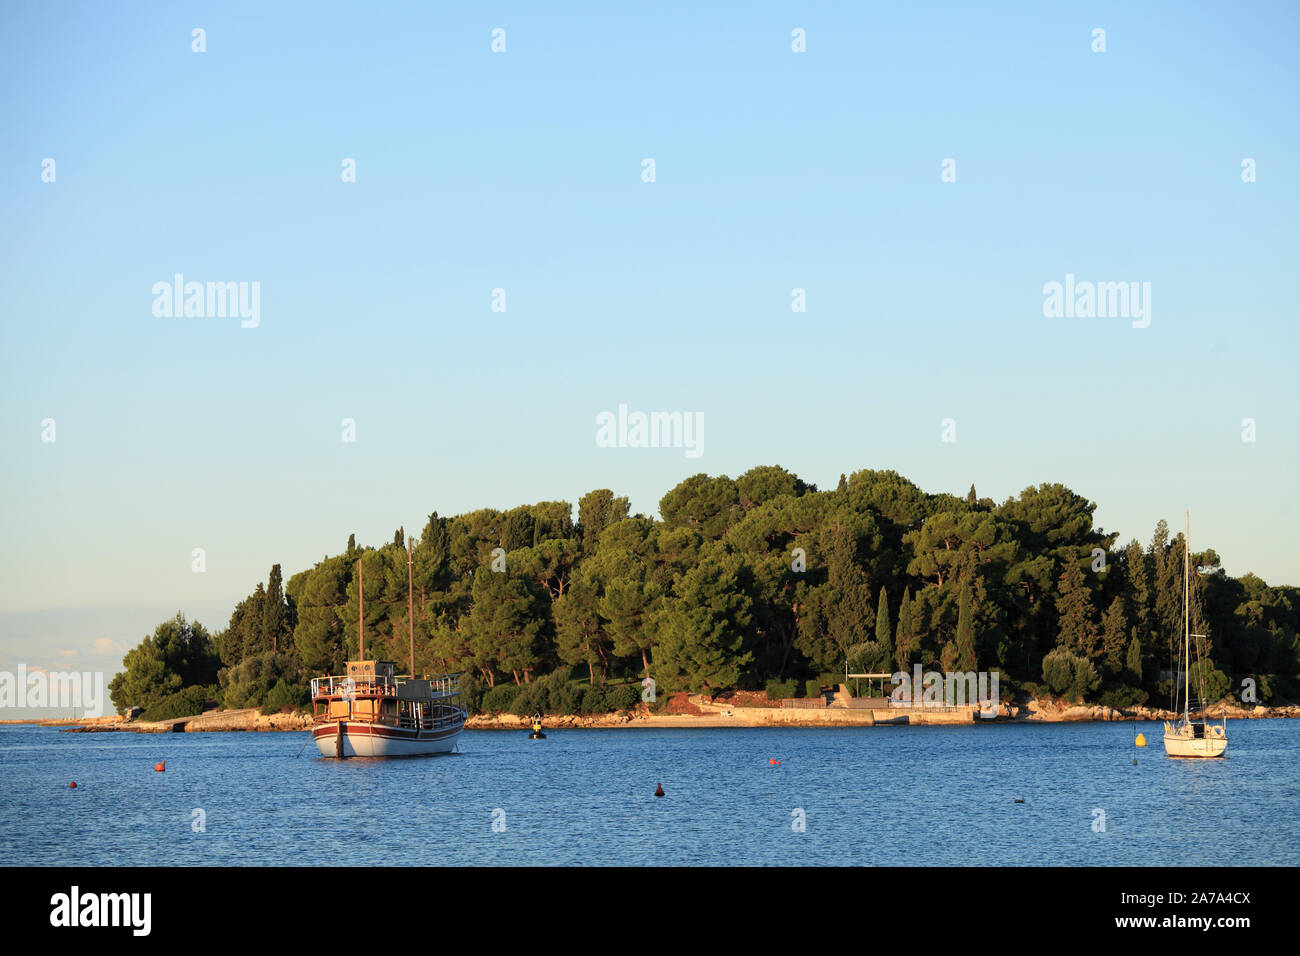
154,761,165,772
69,781,76,789
769,758,780,765
654,782,665,797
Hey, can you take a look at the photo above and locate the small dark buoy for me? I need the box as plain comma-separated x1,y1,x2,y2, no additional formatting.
1014,798,1025,804
154,761,165,772
1132,758,1138,765
654,782,665,797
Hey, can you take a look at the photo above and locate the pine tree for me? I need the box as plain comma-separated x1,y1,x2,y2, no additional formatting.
836,473,847,493
600,576,656,675
1055,555,1099,657
347,533,356,552
650,556,753,692
1100,596,1129,674
824,521,872,665
1125,630,1143,684
1149,519,1170,562
553,577,608,684
1123,539,1151,640
469,567,545,686
578,489,630,553
967,484,977,505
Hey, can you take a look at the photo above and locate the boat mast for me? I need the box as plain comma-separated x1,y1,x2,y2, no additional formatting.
407,535,416,678
1184,509,1190,721
358,557,365,662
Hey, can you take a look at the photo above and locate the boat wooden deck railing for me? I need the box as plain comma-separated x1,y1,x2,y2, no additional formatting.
396,711,465,732
310,674,461,699
311,679,399,699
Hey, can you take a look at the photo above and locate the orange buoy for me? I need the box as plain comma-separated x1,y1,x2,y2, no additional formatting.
769,758,780,765
154,761,165,772
69,781,76,789
654,782,665,797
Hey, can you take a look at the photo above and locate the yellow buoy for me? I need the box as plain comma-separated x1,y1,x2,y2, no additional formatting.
1135,733,1146,747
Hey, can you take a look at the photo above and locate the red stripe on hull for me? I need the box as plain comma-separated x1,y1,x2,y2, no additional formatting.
312,723,461,741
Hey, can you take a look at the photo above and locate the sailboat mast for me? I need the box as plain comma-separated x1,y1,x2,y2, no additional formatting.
358,557,365,662
407,535,415,678
1184,510,1190,720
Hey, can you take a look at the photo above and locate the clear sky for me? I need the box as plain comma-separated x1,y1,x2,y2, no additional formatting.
2,1,1297,691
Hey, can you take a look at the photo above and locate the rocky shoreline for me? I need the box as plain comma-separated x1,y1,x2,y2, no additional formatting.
17,697,1299,734
1017,699,1300,723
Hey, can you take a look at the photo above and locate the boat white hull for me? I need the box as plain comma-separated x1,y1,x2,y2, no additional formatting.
313,720,463,758
1163,726,1228,758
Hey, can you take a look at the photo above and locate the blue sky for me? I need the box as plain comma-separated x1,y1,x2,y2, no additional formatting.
1,1,1297,690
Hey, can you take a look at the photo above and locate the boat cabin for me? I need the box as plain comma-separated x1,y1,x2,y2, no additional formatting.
311,661,462,732
347,659,395,682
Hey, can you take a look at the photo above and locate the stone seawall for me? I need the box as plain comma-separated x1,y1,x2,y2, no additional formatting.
57,708,312,733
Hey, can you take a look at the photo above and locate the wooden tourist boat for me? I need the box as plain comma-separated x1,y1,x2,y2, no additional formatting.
310,535,465,758
311,660,464,757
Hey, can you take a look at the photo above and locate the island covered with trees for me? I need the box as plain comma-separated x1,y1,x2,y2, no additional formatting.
107,467,1300,721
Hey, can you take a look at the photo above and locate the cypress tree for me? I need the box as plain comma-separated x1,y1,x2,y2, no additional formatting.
875,587,892,669
263,564,286,654
895,587,914,671
955,582,976,671
241,583,268,660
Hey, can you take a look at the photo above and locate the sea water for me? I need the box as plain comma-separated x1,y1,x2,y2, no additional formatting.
1,721,1295,866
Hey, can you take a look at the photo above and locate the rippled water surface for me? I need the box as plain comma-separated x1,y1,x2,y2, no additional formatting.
2,721,1295,865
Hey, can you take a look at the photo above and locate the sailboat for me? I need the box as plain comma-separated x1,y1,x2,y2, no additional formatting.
1162,510,1228,758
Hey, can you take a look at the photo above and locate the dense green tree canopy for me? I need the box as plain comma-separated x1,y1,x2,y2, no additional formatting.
108,613,219,713
108,467,1300,712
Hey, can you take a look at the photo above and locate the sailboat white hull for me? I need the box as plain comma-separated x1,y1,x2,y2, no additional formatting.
1162,723,1228,758
1163,512,1229,759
